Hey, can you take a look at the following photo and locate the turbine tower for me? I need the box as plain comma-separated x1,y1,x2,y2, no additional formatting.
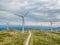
22,16,24,33
48,18,53,31
6,21,9,30
0,20,9,30
0,9,29,33
17,12,29,33
50,21,53,31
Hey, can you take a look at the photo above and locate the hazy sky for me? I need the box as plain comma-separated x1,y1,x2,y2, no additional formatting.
0,0,60,26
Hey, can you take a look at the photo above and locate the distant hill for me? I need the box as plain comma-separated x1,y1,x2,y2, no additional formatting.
0,25,60,30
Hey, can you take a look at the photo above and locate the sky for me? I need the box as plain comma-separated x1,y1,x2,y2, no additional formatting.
0,0,60,26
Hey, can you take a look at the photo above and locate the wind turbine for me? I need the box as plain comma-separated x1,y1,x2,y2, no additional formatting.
16,12,29,33
48,18,53,31
0,20,9,30
50,21,53,31
0,9,29,33
6,21,9,30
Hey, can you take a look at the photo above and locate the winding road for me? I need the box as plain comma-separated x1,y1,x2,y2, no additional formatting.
24,31,31,45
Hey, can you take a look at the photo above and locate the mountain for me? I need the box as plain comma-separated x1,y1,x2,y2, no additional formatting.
0,25,60,30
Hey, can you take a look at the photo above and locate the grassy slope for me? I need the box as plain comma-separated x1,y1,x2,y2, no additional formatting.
0,30,28,45
29,29,60,45
0,29,60,45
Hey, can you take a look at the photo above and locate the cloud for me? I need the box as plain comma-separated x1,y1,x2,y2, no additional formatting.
0,0,60,25
0,11,22,22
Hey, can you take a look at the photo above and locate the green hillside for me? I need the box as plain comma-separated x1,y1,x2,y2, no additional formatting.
29,30,60,45
0,29,60,45
0,30,28,45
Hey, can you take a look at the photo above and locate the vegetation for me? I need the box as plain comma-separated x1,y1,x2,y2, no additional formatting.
0,29,60,45
0,30,29,45
29,29,60,45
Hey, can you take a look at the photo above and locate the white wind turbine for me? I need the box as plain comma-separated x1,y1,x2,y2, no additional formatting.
6,21,10,30
16,12,29,33
48,18,53,31
0,9,29,33
50,21,53,31
0,20,9,30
